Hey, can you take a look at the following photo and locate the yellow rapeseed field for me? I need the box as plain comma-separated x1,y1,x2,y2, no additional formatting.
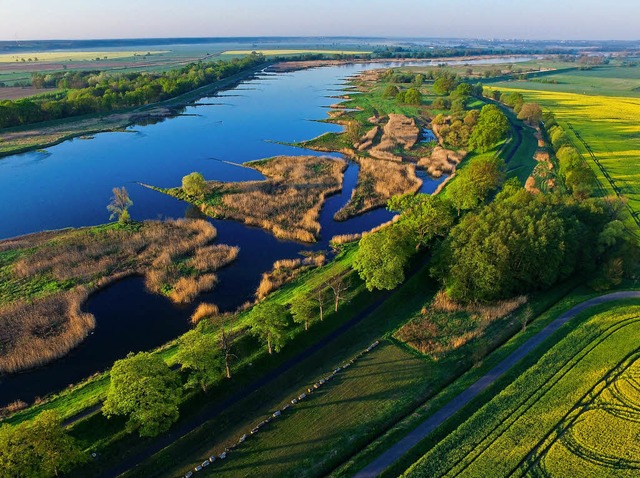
494,87,640,227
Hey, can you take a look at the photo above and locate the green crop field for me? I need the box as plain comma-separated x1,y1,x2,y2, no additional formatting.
491,64,640,97
487,79,640,231
404,301,640,478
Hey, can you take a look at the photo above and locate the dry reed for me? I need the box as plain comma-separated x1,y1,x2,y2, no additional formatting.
199,156,345,243
256,254,326,299
335,157,422,220
0,219,238,373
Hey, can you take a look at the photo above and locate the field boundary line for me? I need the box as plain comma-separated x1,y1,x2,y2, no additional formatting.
353,290,640,478
446,317,640,477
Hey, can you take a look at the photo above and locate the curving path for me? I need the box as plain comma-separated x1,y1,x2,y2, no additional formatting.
354,290,640,478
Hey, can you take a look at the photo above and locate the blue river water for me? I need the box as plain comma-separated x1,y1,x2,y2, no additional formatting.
0,58,530,405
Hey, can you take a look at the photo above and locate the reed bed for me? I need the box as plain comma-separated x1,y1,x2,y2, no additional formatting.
256,255,326,300
369,114,420,161
396,291,527,358
0,219,238,373
194,156,345,243
335,157,422,220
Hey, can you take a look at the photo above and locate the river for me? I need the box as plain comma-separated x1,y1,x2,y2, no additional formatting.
0,57,531,405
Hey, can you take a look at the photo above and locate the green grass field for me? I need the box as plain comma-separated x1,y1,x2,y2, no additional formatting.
404,301,640,478
191,342,431,478
485,64,640,230
491,64,640,97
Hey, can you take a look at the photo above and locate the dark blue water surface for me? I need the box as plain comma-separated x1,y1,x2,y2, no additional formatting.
0,59,529,404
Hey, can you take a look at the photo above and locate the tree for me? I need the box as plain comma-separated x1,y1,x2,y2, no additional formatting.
382,84,399,98
0,410,85,478
327,274,350,312
175,328,223,392
107,186,133,223
446,156,505,216
248,302,291,354
404,88,422,105
290,294,316,331
311,287,329,321
353,225,415,291
468,104,510,153
182,172,208,198
431,189,615,303
389,194,455,248
517,103,543,126
433,76,457,95
103,352,181,437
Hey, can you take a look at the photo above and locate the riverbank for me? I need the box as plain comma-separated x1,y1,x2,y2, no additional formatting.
0,62,270,158
0,219,237,374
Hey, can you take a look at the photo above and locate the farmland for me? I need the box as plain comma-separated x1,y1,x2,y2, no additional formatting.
489,86,640,230
222,49,371,56
403,301,640,478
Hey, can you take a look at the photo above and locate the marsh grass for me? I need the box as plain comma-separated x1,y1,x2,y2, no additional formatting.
396,291,528,357
335,157,422,220
164,156,346,243
0,219,237,373
256,255,326,299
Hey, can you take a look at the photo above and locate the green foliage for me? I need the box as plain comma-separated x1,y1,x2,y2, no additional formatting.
0,410,86,477
0,53,266,129
468,104,510,153
248,302,292,354
175,328,223,392
382,84,399,98
353,225,416,291
433,75,457,96
390,194,456,248
181,172,208,199
446,155,506,216
107,186,133,223
103,352,181,437
432,188,620,303
403,88,422,105
289,294,317,331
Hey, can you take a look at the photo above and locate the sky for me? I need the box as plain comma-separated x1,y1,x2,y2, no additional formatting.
1,0,638,42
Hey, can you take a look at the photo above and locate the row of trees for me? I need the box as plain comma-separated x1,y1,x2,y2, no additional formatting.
0,53,266,129
101,271,351,438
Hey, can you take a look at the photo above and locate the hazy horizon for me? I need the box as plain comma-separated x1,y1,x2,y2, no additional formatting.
2,0,639,42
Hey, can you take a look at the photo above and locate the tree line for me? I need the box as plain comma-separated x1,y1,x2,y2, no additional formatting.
0,53,266,129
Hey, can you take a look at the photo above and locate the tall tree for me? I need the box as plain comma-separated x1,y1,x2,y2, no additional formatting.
353,225,415,291
290,294,317,331
182,172,208,199
175,328,223,392
0,410,86,478
103,352,181,437
468,104,510,152
248,302,291,354
107,186,133,223
388,194,456,248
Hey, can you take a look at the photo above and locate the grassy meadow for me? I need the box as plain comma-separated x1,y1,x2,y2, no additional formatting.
0,51,169,63
403,301,640,478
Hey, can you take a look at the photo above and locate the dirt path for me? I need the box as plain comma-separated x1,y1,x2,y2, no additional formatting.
353,290,640,478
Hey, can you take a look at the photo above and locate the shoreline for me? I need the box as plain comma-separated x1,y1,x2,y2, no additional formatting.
0,62,271,159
